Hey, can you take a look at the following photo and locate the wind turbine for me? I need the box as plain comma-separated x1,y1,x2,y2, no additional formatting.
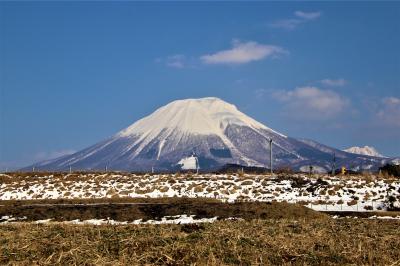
191,151,200,174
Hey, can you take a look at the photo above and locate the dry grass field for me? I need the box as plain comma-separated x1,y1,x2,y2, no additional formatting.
1,217,400,265
1,173,400,265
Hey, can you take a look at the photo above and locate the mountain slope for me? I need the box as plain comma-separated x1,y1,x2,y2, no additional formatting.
28,97,391,172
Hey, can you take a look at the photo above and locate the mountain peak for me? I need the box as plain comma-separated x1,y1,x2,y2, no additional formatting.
174,97,225,103
118,97,283,138
166,97,239,115
344,146,385,158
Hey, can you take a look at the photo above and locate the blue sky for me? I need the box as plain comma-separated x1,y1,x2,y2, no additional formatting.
1,2,399,169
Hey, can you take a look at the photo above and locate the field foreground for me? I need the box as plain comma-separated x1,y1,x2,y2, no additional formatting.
1,173,400,265
1,217,400,265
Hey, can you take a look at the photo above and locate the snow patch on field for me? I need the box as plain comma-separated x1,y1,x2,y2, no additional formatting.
0,215,27,223
0,215,218,225
1,173,399,212
332,215,400,220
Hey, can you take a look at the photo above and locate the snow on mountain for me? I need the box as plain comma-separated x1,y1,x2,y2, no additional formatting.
117,97,285,159
119,97,279,137
344,146,385,158
26,97,391,172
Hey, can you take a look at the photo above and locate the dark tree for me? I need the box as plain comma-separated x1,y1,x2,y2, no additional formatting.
379,164,400,177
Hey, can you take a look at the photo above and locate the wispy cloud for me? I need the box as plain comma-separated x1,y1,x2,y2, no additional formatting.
155,54,188,69
294,11,322,20
272,86,349,120
200,40,286,65
358,96,400,139
320,78,347,87
269,10,322,30
254,88,268,98
375,97,400,127
165,54,186,68
269,19,303,30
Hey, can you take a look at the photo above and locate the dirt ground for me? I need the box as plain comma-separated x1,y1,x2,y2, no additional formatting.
0,198,325,222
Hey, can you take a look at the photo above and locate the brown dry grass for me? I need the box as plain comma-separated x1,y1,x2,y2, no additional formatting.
1,218,399,265
3,171,398,182
0,197,221,207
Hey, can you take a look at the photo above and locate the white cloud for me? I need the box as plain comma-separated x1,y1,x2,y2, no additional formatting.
320,78,347,87
273,86,349,120
200,40,286,65
376,97,400,127
294,11,322,20
269,10,321,30
383,97,400,105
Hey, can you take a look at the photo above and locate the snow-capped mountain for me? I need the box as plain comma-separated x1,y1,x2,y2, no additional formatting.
28,97,391,172
344,146,385,158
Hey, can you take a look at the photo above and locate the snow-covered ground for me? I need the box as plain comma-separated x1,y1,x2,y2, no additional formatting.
1,173,399,212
